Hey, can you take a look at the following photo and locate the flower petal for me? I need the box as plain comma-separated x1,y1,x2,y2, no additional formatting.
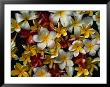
50,14,60,24
29,12,37,20
65,66,74,76
89,50,96,56
74,26,81,37
11,70,20,76
49,31,56,40
60,16,72,27
66,60,74,67
40,27,49,35
37,42,46,50
59,62,66,70
94,45,99,51
80,49,86,54
47,40,55,48
21,22,30,29
33,35,42,42
81,17,93,25
73,51,79,57
15,13,24,23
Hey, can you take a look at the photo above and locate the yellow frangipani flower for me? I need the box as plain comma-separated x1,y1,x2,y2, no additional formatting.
55,21,67,38
30,19,41,32
81,25,95,38
11,63,29,77
75,66,89,77
43,55,54,69
23,45,37,56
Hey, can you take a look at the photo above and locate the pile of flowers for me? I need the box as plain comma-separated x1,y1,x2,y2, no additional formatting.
11,11,100,77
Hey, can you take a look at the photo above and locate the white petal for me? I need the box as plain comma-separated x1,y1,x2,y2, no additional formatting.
92,57,100,63
50,14,60,24
59,49,65,55
66,60,74,67
33,35,42,42
47,40,55,48
49,31,56,40
15,13,24,23
64,11,73,16
20,11,29,14
94,45,99,51
68,45,74,51
40,27,49,35
15,28,21,32
67,52,73,59
68,26,73,33
84,47,89,53
21,22,30,29
37,42,46,50
73,51,79,57
74,26,81,36
29,12,37,20
89,50,96,56
60,16,72,27
80,49,86,54
65,66,74,76
81,17,93,25
59,62,66,70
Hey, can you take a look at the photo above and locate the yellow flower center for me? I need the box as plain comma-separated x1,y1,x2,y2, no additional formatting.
41,34,49,44
24,16,30,21
86,42,94,51
61,55,68,62
72,42,82,51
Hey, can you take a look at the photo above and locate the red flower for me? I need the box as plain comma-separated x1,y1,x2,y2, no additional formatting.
19,29,30,38
31,53,44,68
74,53,87,68
49,64,65,77
37,11,54,31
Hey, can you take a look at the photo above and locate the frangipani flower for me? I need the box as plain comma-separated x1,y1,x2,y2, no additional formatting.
69,40,86,57
68,12,83,34
86,57,100,76
50,11,72,27
55,49,74,76
80,25,95,38
11,19,21,32
55,21,67,38
11,63,29,77
15,11,37,29
75,66,89,77
33,27,56,49
43,55,54,69
20,53,31,65
33,66,51,77
84,39,99,56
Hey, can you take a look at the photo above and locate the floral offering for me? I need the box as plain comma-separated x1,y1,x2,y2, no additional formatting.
11,11,100,77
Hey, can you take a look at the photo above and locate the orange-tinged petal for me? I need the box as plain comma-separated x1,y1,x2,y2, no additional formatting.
11,70,20,76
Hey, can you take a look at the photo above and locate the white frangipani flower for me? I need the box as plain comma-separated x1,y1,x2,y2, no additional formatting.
50,11,73,27
69,40,86,57
84,39,99,56
55,49,74,75
33,27,56,50
15,11,37,29
33,66,51,77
